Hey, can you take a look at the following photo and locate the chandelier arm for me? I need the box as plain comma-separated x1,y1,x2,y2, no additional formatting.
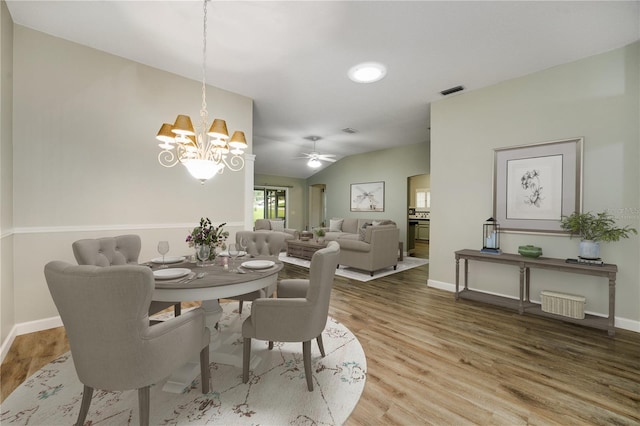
158,149,179,168
221,154,245,172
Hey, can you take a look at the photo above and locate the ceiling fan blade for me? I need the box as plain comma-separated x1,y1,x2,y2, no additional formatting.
320,157,337,163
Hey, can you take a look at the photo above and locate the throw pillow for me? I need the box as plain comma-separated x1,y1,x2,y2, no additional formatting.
329,218,344,232
269,220,285,231
358,222,372,241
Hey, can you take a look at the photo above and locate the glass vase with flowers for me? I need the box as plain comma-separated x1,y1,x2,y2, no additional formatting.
186,217,229,262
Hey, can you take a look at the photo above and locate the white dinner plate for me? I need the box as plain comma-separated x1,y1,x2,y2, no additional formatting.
151,256,185,264
153,268,191,280
218,251,246,257
241,260,275,270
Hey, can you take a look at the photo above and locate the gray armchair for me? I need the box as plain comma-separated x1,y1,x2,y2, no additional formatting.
227,231,287,314
72,234,181,317
44,261,210,426
242,241,340,391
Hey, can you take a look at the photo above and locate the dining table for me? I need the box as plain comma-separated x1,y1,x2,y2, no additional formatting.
148,254,284,392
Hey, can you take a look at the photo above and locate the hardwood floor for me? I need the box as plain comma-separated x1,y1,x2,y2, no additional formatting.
2,257,639,425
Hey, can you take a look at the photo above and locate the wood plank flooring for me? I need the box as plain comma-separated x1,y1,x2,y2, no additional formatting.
2,248,639,424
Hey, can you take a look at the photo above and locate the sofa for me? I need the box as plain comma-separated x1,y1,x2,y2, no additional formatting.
254,219,298,242
319,218,399,276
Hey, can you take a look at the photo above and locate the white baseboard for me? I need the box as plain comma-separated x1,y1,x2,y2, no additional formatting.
427,279,454,292
0,326,17,364
1,316,63,364
426,279,639,333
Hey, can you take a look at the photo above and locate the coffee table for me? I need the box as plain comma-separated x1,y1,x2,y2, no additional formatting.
286,239,327,260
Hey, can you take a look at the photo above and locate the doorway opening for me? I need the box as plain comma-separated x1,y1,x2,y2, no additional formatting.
308,184,326,230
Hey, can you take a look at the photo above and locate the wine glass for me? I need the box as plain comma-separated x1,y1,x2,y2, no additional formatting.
196,245,210,267
228,243,239,272
238,237,248,258
157,241,170,268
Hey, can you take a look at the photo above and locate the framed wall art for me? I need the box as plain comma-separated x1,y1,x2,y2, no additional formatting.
493,137,583,233
350,181,385,212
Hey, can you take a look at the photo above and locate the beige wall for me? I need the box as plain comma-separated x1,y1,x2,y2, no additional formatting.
430,42,640,330
5,26,253,336
1,0,14,346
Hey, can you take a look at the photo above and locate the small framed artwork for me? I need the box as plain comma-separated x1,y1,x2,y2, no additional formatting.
493,137,583,233
351,181,385,212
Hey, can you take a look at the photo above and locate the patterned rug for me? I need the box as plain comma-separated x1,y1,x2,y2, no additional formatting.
1,303,366,425
279,252,429,282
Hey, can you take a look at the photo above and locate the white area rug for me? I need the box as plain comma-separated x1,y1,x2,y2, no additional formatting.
279,252,429,282
1,303,366,425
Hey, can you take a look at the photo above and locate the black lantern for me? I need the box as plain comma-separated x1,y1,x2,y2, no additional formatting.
481,217,501,254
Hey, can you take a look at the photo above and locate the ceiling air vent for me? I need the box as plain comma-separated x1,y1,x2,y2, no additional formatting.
440,85,464,96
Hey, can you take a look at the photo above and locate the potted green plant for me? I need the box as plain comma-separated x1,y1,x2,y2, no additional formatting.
314,228,326,243
560,211,637,259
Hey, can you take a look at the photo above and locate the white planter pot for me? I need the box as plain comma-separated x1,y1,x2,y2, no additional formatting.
579,240,600,259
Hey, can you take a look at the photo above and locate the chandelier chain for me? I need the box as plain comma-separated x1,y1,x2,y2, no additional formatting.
200,0,208,122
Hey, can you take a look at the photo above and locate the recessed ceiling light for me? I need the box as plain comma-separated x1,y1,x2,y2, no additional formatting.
348,62,387,84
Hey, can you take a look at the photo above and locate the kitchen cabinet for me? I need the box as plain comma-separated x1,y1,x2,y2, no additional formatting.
416,221,430,241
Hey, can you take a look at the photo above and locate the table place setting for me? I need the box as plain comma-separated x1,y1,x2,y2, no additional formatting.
151,256,186,265
152,268,192,280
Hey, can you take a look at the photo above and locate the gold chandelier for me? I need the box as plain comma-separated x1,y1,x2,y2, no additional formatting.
155,0,246,184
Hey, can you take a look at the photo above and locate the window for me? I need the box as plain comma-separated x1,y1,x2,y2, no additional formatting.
253,187,288,225
416,188,430,209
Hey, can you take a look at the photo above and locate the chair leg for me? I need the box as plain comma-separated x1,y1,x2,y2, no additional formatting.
174,303,181,317
75,385,93,426
303,340,313,391
138,386,150,426
316,334,325,357
239,300,243,314
200,345,210,394
243,337,251,384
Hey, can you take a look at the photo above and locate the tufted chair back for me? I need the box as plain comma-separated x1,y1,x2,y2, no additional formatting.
72,234,181,318
227,231,286,314
236,231,286,257
72,234,141,267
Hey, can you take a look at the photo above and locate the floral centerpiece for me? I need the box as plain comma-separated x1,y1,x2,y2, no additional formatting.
186,217,229,260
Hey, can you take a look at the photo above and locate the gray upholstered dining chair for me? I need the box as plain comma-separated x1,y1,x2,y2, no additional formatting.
44,261,210,426
227,231,287,314
72,234,181,317
242,241,340,391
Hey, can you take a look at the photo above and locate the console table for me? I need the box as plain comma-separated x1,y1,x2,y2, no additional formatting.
454,249,618,336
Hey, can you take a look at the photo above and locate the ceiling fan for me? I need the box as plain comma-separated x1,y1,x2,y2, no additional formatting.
297,136,337,168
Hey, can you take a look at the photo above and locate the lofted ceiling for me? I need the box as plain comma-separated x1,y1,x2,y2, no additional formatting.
6,1,640,179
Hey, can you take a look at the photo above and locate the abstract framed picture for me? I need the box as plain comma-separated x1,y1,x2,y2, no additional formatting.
350,181,385,212
493,137,583,233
